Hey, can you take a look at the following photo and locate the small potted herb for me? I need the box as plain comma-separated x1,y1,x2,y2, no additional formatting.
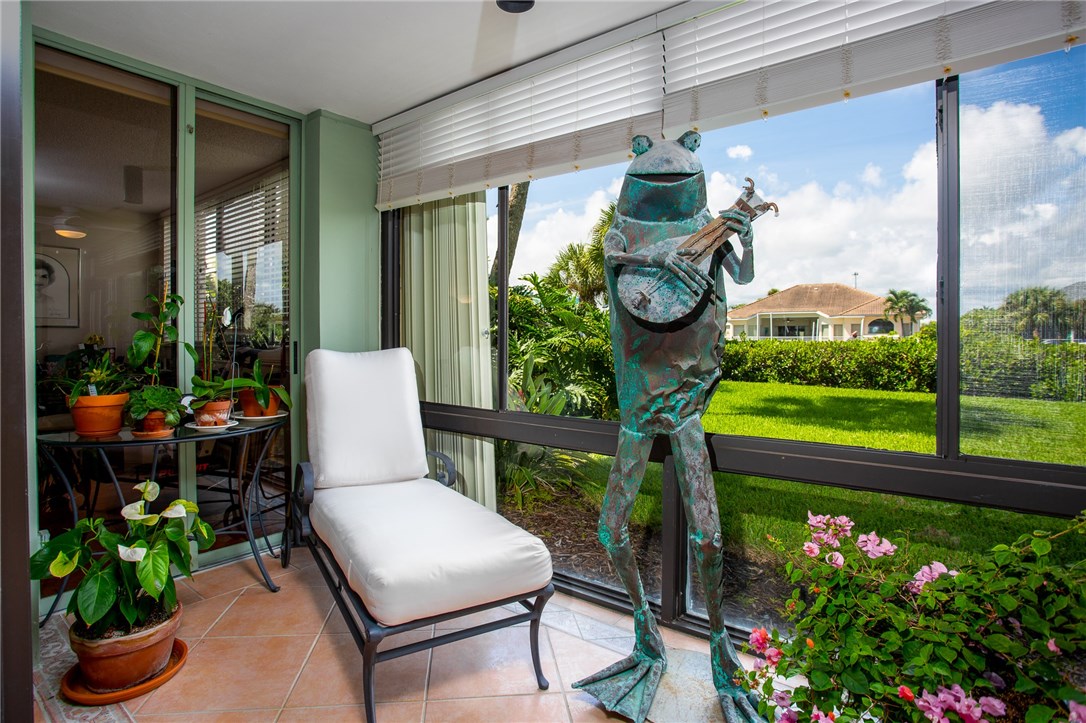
235,360,292,417
124,290,197,436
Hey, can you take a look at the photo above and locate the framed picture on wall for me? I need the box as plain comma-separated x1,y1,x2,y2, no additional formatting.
35,246,80,327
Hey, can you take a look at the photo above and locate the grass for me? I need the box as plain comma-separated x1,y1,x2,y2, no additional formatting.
557,381,1086,589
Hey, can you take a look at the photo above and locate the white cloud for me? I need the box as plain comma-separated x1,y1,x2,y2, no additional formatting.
1055,126,1086,157
727,144,753,161
508,187,613,283
504,99,1082,314
861,163,883,187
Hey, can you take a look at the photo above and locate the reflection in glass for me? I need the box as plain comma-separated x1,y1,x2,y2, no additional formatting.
194,99,291,542
958,48,1086,466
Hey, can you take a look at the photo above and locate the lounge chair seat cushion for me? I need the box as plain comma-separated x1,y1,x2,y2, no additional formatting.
310,478,553,627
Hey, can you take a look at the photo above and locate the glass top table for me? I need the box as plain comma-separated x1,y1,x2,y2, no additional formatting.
37,416,289,619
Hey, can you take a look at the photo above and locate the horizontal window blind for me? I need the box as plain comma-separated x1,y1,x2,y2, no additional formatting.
663,0,1080,135
377,35,664,209
195,165,290,327
376,1,1084,210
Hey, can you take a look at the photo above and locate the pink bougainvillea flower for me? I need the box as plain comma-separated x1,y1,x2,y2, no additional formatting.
898,685,915,702
857,531,898,558
748,627,770,653
907,561,957,593
771,690,792,708
803,541,821,557
833,515,855,536
764,646,783,666
1047,638,1061,654
779,709,799,723
1069,700,1086,723
808,511,830,529
979,697,1006,717
825,551,844,569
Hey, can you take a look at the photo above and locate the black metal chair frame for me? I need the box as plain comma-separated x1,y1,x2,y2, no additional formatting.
282,450,554,723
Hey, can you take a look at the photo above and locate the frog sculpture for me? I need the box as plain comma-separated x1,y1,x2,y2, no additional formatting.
572,131,769,723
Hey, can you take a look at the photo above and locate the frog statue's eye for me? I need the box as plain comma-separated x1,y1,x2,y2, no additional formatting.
678,130,701,153
631,135,653,156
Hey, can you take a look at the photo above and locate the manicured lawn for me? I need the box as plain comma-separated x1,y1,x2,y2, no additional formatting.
568,381,1086,576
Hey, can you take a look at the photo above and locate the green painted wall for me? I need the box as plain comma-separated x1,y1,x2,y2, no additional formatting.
301,110,381,358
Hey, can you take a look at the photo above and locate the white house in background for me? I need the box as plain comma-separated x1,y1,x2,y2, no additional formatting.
726,283,911,340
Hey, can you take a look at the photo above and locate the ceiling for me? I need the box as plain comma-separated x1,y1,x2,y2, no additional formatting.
31,0,686,127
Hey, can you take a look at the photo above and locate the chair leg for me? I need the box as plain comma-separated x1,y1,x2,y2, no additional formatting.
528,587,554,690
362,640,379,723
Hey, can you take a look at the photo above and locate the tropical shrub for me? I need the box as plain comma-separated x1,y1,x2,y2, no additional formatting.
742,510,1086,723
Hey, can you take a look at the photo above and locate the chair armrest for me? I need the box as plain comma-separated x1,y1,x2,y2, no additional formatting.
427,450,456,488
295,461,315,504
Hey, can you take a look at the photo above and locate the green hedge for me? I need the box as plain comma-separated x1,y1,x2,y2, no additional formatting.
720,337,937,392
961,333,1086,402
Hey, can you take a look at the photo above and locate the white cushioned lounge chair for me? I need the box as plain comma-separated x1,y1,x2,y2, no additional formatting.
282,347,554,722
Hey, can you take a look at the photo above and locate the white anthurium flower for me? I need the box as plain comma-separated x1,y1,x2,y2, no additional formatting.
161,502,188,518
118,544,147,562
120,501,150,520
134,480,160,501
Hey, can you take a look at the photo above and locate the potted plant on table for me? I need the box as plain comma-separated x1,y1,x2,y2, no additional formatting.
29,480,215,695
125,290,196,437
235,359,292,418
55,349,134,438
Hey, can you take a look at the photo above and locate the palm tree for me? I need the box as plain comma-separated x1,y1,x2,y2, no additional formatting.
547,241,605,307
544,203,611,307
1001,286,1069,340
884,289,932,336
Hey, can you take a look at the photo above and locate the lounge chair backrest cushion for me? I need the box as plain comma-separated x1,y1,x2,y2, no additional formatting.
305,348,430,488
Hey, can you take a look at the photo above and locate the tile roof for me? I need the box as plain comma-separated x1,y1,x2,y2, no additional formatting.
730,283,885,319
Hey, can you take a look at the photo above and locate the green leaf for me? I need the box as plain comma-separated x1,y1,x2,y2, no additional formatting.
1024,705,1056,723
135,539,170,600
997,593,1019,613
841,668,870,695
1030,537,1052,557
77,564,118,625
48,549,80,578
985,634,1013,654
808,669,832,691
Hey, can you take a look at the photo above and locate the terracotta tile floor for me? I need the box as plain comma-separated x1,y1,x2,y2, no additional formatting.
33,546,744,723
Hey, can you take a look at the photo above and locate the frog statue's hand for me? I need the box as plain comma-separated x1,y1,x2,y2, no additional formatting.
647,245,714,297
717,208,754,249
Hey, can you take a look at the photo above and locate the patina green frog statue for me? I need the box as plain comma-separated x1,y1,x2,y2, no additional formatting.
573,130,767,723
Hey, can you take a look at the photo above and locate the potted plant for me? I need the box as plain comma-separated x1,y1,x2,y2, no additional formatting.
125,290,196,435
29,480,215,693
235,359,292,417
185,292,238,426
56,349,134,438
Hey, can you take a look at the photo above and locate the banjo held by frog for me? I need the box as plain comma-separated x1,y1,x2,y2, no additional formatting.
617,177,779,327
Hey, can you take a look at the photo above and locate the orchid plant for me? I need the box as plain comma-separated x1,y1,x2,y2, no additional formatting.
742,510,1086,723
30,481,215,639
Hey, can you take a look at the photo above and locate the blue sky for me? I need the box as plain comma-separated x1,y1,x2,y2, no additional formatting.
489,46,1084,312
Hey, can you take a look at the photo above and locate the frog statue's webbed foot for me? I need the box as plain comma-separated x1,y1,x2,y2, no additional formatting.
573,606,666,723
573,650,666,723
712,631,768,723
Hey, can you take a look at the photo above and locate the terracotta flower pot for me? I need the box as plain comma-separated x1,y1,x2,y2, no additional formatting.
68,393,130,438
194,399,232,426
131,410,175,439
237,388,282,417
69,603,183,693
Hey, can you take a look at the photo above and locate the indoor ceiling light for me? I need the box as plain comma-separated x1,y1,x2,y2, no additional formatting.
54,217,86,239
496,1,534,13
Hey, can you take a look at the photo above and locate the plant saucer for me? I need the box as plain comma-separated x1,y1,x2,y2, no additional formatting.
183,420,239,433
231,410,288,426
